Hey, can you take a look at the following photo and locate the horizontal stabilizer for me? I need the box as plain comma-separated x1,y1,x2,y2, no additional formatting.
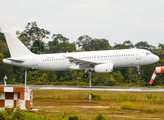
4,58,24,63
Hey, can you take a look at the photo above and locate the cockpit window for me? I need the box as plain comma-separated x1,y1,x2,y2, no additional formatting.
146,52,152,55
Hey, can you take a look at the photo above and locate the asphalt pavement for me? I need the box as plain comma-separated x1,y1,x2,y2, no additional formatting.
28,85,164,92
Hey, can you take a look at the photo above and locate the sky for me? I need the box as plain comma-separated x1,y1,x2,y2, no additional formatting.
1,0,164,47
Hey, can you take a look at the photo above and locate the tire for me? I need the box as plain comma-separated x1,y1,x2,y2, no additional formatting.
83,73,88,78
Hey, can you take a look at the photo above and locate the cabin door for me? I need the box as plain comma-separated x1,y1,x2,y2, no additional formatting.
136,50,141,60
33,56,38,67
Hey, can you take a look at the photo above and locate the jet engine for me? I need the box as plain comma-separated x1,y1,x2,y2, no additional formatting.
92,63,113,72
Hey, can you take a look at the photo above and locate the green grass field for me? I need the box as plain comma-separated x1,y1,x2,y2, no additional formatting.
32,90,164,120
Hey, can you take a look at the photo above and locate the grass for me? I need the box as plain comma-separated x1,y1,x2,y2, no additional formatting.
32,90,164,120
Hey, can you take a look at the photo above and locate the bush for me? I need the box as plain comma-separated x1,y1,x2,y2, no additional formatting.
95,114,105,120
120,101,140,110
0,110,7,120
89,93,102,101
69,116,78,120
0,108,50,120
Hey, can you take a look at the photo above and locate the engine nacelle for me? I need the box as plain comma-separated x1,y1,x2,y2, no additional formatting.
94,63,113,73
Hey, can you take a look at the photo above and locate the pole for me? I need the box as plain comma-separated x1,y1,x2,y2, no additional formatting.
24,69,27,109
89,72,92,101
25,69,27,91
4,80,6,86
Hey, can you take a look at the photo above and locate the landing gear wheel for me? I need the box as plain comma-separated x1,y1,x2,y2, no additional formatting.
83,73,88,79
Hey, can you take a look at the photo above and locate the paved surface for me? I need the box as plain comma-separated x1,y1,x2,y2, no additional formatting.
28,86,164,92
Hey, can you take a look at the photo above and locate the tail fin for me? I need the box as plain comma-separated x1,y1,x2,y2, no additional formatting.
4,32,33,58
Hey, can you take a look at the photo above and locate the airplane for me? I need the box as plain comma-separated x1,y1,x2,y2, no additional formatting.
3,32,159,78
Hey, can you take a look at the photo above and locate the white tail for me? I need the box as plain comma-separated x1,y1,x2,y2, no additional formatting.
4,32,33,58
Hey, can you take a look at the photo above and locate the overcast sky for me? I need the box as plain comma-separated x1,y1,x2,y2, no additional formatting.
1,0,164,47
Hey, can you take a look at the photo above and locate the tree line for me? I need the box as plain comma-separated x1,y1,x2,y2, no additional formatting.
0,22,164,86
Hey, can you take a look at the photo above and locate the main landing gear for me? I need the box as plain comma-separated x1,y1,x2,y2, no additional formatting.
83,69,90,78
83,73,88,79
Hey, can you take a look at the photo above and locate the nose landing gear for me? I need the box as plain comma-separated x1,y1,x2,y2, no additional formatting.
137,65,140,75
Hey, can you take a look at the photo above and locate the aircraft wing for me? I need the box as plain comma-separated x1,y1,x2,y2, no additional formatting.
64,55,112,67
68,56,98,65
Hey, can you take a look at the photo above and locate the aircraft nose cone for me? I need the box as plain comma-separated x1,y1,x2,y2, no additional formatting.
154,55,160,62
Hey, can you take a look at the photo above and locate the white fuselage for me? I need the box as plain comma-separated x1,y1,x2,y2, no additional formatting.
3,49,159,71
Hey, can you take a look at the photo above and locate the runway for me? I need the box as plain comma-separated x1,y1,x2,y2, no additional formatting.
29,86,164,92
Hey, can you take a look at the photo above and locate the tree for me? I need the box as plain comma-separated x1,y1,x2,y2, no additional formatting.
12,66,25,83
36,73,49,85
47,34,69,48
123,40,134,48
92,73,117,86
31,40,45,54
76,35,92,51
46,34,76,53
18,22,50,46
76,36,112,51
27,70,50,84
89,38,112,51
0,39,10,57
158,43,164,50
47,71,58,82
63,75,70,81
113,40,134,49
126,67,146,86
0,32,5,42
71,71,78,80
135,41,156,50
112,71,125,86
140,64,156,85
0,53,15,84
107,75,117,86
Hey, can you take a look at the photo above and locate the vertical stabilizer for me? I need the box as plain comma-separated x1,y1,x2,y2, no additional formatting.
4,32,33,57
